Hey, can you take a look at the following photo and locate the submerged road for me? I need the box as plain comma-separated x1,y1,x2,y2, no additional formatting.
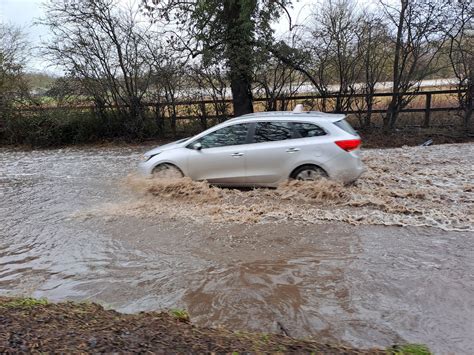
0,145,473,353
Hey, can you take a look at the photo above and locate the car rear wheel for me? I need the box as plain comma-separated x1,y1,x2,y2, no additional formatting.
292,165,327,181
151,164,183,179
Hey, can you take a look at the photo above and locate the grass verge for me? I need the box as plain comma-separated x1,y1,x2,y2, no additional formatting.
0,297,432,353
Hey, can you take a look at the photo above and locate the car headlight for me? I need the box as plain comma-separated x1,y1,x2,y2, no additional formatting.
140,152,160,162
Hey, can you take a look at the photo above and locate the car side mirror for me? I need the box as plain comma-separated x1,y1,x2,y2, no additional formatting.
193,142,202,151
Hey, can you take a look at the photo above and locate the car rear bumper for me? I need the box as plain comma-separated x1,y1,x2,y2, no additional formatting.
325,151,365,183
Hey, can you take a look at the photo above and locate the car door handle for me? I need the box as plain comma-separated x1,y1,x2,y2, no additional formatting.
286,148,300,153
231,152,244,157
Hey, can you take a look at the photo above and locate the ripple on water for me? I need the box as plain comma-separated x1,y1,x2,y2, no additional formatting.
0,144,473,354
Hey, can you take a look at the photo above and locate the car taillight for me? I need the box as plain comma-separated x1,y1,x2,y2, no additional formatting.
335,139,361,152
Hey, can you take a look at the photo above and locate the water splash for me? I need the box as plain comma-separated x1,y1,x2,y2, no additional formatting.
84,144,474,231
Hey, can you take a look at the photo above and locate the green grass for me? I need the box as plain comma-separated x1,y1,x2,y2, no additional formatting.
387,344,431,355
169,308,190,322
0,297,49,308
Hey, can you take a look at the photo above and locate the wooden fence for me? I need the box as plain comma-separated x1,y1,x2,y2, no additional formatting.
22,88,467,128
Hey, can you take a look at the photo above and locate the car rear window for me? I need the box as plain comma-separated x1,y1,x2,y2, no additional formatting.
334,119,358,136
293,122,326,138
253,122,294,143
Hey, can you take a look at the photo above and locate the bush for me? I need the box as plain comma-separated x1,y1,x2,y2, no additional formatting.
0,108,164,147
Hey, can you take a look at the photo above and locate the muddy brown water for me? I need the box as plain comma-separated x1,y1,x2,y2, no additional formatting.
1,144,473,354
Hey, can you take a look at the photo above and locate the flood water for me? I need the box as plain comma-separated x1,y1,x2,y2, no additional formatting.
1,144,473,354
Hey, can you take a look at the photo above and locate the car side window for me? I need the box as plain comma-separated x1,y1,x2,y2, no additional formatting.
293,122,326,138
194,123,249,149
253,121,294,143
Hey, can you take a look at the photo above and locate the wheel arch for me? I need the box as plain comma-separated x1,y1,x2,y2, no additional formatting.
151,162,185,176
289,164,328,179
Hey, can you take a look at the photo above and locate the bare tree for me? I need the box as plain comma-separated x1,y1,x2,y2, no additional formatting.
381,0,452,132
354,12,391,129
446,1,473,134
313,0,363,112
272,0,363,113
253,55,304,111
0,24,30,132
40,0,155,136
188,64,230,126
144,35,188,138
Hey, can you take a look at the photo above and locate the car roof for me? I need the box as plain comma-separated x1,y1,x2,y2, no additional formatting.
226,111,346,124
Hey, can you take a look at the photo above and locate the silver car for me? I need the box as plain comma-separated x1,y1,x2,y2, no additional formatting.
138,110,364,186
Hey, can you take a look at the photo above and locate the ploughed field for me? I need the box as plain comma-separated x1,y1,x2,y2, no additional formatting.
0,143,473,353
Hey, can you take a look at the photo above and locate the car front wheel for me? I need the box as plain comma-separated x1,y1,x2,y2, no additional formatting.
151,164,184,179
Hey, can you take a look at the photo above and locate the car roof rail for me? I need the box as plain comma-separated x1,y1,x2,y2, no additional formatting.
225,110,345,124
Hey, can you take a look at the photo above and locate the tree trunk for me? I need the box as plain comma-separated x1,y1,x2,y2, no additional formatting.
365,93,373,129
384,100,397,133
464,108,472,134
170,105,177,138
129,97,144,137
335,95,342,113
230,73,253,117
464,83,473,135
385,96,402,132
93,98,109,132
389,97,401,130
199,101,208,130
385,0,408,133
224,0,255,117
321,97,327,112
154,101,164,136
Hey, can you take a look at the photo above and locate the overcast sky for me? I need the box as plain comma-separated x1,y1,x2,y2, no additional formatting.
1,0,51,40
0,0,334,73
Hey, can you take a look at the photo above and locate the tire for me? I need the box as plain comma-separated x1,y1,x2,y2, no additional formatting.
291,165,327,181
151,164,184,179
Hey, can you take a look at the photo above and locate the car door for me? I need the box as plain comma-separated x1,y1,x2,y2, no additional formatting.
186,123,250,184
244,121,301,184
245,121,328,184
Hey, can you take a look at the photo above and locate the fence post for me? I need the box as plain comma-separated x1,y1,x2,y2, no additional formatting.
199,101,207,129
155,102,164,136
322,97,327,112
423,93,432,128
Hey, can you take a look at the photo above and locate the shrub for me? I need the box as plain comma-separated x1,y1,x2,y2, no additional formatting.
1,108,165,147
